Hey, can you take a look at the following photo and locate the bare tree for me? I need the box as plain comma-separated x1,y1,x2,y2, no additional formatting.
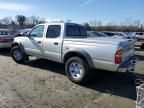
1,17,12,25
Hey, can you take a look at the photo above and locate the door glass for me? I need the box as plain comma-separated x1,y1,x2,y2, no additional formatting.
30,25,44,38
46,25,61,38
66,25,87,37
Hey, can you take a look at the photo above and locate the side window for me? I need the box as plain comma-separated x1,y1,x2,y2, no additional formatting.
46,25,61,38
66,25,87,37
30,25,44,38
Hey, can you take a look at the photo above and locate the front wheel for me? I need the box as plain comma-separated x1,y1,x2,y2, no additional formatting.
65,57,90,84
11,46,28,64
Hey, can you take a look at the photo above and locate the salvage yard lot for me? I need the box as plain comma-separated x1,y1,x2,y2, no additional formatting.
0,44,144,108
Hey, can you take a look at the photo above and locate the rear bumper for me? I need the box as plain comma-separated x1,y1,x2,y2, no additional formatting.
0,42,12,48
118,56,138,72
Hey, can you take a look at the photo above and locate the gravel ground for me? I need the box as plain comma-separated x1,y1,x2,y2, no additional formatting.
0,45,143,108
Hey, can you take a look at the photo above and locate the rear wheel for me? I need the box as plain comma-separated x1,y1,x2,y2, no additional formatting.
11,46,28,63
65,57,90,84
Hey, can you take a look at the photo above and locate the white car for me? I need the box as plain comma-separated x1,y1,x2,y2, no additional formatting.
132,32,144,41
0,29,14,48
113,32,136,39
102,32,136,40
87,31,108,37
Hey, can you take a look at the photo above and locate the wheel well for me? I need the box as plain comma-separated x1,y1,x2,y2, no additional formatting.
64,52,88,64
11,43,19,48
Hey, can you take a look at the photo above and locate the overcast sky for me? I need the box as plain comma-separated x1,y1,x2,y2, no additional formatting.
0,0,144,24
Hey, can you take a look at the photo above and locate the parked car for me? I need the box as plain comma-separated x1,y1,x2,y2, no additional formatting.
102,31,136,40
132,32,144,41
11,23,137,84
115,32,136,40
15,29,31,37
102,31,115,37
0,29,14,48
87,31,108,37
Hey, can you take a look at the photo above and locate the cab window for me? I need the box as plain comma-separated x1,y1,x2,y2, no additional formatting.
46,25,61,38
30,25,44,38
66,25,87,37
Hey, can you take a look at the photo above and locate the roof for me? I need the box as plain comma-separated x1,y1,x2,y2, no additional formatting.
39,22,81,26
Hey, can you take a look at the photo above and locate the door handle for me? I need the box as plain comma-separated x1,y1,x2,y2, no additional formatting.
37,41,41,44
54,42,59,45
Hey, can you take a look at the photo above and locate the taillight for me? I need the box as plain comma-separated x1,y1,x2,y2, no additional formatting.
115,50,123,64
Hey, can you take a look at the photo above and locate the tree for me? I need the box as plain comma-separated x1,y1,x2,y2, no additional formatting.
1,17,12,25
16,15,27,26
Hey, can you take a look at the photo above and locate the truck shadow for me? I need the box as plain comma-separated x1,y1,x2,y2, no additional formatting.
26,59,65,75
0,48,11,57
24,58,144,101
83,71,144,101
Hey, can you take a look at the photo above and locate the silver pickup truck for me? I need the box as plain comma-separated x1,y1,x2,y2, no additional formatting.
11,23,137,84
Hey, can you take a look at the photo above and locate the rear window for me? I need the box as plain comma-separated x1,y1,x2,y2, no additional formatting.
66,25,87,37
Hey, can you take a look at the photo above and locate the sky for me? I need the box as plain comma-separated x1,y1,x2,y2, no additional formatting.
0,0,144,24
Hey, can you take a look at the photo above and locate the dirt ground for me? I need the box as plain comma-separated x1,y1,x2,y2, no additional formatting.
0,43,144,108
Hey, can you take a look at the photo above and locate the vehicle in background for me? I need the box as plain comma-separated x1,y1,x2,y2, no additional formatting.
102,31,136,40
0,29,14,48
132,32,144,41
113,32,129,39
115,32,136,40
102,31,115,37
15,29,31,37
11,23,137,84
87,31,108,37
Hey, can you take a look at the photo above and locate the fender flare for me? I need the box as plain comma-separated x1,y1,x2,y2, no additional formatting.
11,42,25,53
63,50,95,69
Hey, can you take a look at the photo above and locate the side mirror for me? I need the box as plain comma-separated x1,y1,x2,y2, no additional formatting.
14,33,23,37
23,32,30,37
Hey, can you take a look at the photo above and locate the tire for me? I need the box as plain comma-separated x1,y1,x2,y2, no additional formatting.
65,57,90,84
11,46,28,64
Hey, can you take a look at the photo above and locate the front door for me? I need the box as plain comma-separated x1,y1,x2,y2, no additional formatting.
23,25,44,57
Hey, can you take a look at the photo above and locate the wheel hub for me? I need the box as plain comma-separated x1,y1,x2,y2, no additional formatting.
13,49,22,61
69,62,83,79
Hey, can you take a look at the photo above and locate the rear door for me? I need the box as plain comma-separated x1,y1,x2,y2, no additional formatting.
23,25,44,56
43,25,63,62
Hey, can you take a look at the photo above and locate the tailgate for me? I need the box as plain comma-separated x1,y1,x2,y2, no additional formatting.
120,39,135,62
